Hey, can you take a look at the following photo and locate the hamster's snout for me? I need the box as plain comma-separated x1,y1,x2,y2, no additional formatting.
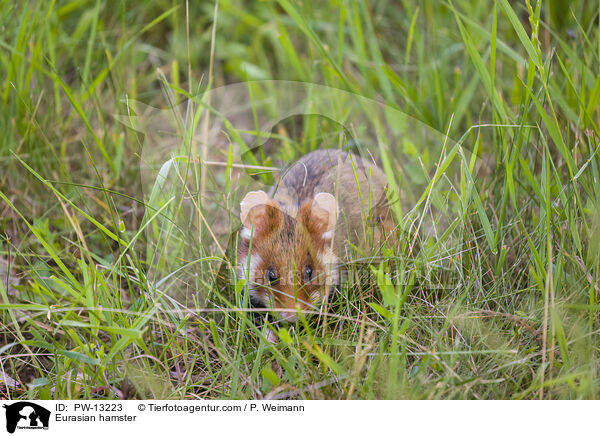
272,287,319,322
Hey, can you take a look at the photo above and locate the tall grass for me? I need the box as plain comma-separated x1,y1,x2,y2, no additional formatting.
0,0,598,399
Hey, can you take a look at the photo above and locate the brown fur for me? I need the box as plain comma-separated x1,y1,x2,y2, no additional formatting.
238,149,392,321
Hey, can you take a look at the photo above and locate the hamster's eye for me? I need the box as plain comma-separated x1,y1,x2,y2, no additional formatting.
303,265,313,282
266,267,278,285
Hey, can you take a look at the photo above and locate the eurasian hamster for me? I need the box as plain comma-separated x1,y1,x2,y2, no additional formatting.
238,149,393,322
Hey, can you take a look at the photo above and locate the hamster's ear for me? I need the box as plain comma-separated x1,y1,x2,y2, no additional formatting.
300,192,338,240
313,192,338,232
240,190,270,226
239,190,282,239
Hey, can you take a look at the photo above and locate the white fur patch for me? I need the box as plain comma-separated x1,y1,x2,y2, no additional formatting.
240,227,252,240
238,253,262,282
239,253,274,308
319,248,340,286
319,248,339,267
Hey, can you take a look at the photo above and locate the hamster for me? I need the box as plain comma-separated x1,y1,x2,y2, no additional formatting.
237,149,393,322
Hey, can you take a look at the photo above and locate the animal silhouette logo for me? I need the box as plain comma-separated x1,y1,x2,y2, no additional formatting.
2,402,50,433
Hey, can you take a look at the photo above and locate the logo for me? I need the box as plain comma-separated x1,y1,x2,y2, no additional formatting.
2,402,50,434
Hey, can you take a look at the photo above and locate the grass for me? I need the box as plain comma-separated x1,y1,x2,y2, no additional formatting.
0,0,599,399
